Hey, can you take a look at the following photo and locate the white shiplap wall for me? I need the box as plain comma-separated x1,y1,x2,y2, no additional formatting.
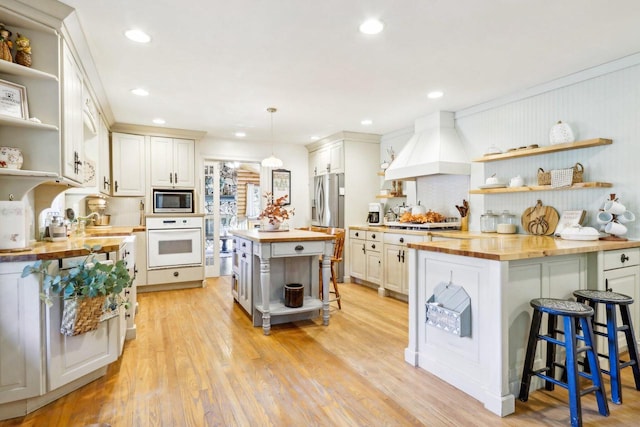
452,63,640,238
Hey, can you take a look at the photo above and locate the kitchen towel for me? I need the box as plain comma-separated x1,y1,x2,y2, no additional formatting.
550,167,573,188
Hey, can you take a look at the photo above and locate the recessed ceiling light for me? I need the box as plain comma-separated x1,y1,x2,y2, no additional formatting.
152,118,165,125
235,132,246,138
125,29,151,43
427,91,444,99
361,119,373,126
359,19,384,35
131,88,149,96
310,136,320,140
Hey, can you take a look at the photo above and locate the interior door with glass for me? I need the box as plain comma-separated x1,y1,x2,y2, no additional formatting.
204,162,220,277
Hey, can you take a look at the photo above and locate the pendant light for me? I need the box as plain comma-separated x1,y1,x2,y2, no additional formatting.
261,107,283,168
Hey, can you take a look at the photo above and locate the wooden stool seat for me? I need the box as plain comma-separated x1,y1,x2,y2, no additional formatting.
519,298,609,427
573,289,640,404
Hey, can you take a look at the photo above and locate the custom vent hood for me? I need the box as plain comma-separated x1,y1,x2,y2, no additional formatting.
385,111,470,181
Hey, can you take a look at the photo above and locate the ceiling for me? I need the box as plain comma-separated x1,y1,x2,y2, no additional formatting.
60,0,640,145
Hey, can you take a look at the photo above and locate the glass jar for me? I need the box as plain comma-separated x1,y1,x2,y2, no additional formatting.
480,210,498,233
498,210,516,226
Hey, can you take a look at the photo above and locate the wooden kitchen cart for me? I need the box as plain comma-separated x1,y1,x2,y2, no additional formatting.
230,229,335,335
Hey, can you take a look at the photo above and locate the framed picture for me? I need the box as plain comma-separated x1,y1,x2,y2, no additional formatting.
272,169,291,205
0,79,28,120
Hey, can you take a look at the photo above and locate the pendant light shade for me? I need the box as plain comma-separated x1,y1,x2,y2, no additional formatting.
261,107,283,168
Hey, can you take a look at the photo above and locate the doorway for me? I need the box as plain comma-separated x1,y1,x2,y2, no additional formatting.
203,160,261,277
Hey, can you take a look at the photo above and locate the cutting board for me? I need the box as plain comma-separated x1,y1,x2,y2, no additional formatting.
521,200,559,235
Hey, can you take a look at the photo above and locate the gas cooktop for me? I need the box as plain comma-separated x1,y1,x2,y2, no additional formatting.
384,220,460,230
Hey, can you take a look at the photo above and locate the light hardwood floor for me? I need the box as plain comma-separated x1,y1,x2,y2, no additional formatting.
2,278,639,426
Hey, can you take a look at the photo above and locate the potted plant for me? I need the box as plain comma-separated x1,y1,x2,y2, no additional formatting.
21,244,132,336
258,192,295,231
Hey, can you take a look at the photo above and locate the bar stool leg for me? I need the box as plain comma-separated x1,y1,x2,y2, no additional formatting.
619,304,640,390
564,316,582,426
581,317,610,416
519,309,543,401
546,313,558,391
605,302,622,404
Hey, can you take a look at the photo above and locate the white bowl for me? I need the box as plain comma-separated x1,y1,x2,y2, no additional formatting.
0,147,24,169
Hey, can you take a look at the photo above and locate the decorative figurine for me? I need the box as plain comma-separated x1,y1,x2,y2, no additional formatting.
0,24,13,63
14,33,32,67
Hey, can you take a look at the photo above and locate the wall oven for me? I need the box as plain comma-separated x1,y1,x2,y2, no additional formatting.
147,217,203,269
153,189,194,214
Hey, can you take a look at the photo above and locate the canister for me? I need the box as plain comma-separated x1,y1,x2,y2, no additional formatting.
480,210,498,233
497,210,517,234
0,201,27,250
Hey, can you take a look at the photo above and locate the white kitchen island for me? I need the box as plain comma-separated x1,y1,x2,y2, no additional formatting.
230,229,335,335
405,235,640,417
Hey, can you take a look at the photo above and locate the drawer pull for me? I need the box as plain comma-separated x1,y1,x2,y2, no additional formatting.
621,254,630,263
355,232,359,237
372,233,376,239
295,245,304,251
399,237,404,243
173,271,179,277
242,253,246,258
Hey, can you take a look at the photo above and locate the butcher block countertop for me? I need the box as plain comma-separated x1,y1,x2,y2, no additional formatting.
231,228,334,243
408,234,640,261
0,226,144,262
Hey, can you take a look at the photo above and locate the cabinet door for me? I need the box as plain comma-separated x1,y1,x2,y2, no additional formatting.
366,251,382,285
61,44,84,183
328,141,344,174
349,239,366,279
150,136,174,187
0,262,43,403
98,116,111,195
173,139,195,188
383,244,404,292
312,147,330,176
238,250,252,314
112,133,146,196
605,266,640,343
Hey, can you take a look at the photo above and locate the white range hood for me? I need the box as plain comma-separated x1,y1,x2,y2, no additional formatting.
385,111,470,181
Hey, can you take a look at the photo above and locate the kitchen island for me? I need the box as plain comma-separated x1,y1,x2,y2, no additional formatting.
230,229,335,335
405,234,640,417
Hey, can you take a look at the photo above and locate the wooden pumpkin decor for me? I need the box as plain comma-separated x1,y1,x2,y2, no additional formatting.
522,200,559,236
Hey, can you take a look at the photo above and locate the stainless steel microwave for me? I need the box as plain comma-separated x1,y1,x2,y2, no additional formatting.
153,189,194,213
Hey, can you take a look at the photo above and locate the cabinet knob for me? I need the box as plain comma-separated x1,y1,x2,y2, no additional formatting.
372,234,376,239
355,232,359,237
371,243,376,249
242,253,246,258
173,271,179,277
399,237,404,243
295,245,304,251
621,254,630,263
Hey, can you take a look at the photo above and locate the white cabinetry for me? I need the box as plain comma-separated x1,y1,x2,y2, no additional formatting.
348,229,366,279
599,248,640,345
98,115,111,195
383,233,425,295
309,141,344,176
232,236,252,314
61,41,84,183
150,137,195,188
365,231,382,286
0,262,43,404
111,132,146,196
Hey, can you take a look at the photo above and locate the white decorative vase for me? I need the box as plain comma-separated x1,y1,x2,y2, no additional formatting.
262,220,281,231
549,121,576,145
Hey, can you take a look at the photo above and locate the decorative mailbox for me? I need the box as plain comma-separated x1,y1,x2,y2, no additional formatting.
425,281,471,337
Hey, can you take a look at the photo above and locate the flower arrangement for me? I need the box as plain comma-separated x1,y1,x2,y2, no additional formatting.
258,192,295,225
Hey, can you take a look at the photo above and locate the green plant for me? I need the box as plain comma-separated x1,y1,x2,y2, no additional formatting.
21,244,132,308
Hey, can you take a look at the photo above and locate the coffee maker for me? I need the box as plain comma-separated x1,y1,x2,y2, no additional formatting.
86,195,111,226
367,202,384,225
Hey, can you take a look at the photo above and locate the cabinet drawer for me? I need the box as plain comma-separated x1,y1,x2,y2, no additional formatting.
234,237,252,254
367,241,381,253
271,240,325,257
147,265,204,285
366,231,382,242
603,248,640,270
383,233,425,245
350,229,366,239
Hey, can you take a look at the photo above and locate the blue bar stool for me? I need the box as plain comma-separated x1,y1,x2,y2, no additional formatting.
573,289,640,404
519,298,609,427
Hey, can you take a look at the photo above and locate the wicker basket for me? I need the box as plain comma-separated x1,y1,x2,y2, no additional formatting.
60,296,106,336
537,162,584,186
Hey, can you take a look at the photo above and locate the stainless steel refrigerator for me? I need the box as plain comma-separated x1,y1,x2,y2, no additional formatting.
311,173,345,281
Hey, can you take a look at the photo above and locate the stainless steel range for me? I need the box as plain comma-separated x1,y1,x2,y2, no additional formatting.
384,220,460,231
